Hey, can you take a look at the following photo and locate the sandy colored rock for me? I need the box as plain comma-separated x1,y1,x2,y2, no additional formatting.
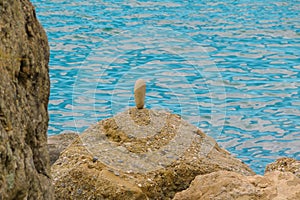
265,157,300,178
48,132,79,165
134,79,146,109
52,108,254,200
173,170,300,200
0,0,53,199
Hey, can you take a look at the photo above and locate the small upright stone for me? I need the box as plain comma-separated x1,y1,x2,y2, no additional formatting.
134,79,146,109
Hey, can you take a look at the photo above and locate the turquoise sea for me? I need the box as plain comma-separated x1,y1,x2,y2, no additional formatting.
32,0,300,174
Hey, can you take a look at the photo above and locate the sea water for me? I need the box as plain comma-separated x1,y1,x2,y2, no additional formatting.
31,0,300,174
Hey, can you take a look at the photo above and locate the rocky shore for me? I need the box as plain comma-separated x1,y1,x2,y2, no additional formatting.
48,108,300,200
48,80,300,199
1,0,299,199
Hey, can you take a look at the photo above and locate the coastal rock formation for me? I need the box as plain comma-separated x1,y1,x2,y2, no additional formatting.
265,157,300,178
173,170,300,200
48,132,79,165
0,0,53,199
52,108,254,200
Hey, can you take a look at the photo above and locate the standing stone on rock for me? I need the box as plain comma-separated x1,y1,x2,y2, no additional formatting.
0,0,53,199
134,79,146,109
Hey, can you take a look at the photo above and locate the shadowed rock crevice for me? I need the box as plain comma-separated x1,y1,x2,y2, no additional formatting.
47,132,79,165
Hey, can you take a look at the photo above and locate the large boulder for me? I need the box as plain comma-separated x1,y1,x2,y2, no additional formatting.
0,0,53,199
173,170,300,200
52,108,254,199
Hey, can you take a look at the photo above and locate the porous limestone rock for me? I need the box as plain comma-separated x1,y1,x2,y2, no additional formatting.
265,157,300,178
134,79,146,109
173,170,300,200
0,0,53,199
52,108,254,200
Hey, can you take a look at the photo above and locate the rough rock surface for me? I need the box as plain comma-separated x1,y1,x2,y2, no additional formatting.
173,170,300,200
265,157,300,178
48,132,79,165
0,0,53,199
52,108,254,200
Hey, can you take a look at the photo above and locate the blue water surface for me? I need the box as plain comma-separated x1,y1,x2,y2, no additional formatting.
31,0,300,174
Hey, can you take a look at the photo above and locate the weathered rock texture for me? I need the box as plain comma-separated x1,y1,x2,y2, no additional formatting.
173,170,300,200
0,0,53,199
48,132,79,165
52,108,254,200
265,157,300,178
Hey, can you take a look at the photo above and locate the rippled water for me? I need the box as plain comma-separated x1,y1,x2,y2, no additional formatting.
32,0,300,174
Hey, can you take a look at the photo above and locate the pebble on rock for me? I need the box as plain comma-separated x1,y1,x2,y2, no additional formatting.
134,79,146,109
92,157,98,162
